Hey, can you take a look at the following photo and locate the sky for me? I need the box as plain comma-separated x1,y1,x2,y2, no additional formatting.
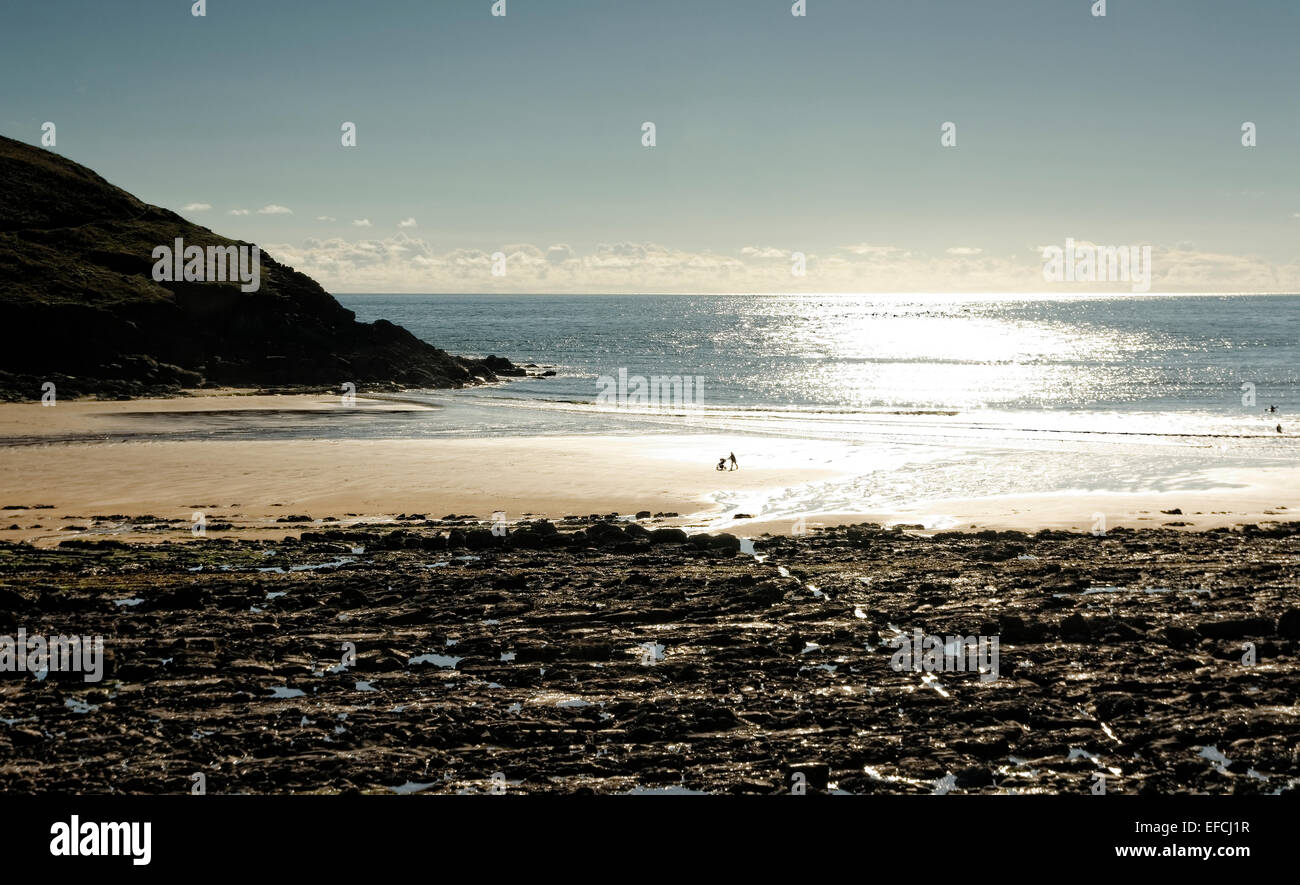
3,0,1299,293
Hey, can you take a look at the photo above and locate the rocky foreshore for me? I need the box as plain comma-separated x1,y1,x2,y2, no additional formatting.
0,520,1297,795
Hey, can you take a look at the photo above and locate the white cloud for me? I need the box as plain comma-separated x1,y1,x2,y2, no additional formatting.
352,219,372,227
545,244,575,264
740,246,789,259
258,204,293,215
228,209,250,216
255,236,1300,295
317,215,336,222
398,217,417,228
843,243,911,258
181,202,211,212
946,246,983,255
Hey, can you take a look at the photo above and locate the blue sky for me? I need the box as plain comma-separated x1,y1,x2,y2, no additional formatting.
3,0,1298,292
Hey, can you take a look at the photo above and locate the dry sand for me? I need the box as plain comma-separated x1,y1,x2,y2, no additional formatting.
0,436,836,542
0,393,838,544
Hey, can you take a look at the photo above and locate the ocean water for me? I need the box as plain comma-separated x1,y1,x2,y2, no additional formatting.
325,293,1300,523
339,293,1298,421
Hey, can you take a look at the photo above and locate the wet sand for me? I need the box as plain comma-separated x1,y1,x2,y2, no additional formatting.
2,393,1299,545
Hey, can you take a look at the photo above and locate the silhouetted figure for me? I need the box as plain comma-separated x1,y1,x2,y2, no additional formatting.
716,457,727,471
1277,424,1283,434
1266,405,1278,413
728,452,738,471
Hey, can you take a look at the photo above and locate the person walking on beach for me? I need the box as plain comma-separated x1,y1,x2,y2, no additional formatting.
728,452,738,471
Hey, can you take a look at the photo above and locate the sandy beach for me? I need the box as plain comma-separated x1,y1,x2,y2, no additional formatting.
2,392,1299,545
0,394,837,544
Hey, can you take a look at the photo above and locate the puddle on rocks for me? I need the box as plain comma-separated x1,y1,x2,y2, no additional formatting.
621,785,709,795
388,781,438,795
409,653,463,669
1052,585,1212,599
257,557,360,575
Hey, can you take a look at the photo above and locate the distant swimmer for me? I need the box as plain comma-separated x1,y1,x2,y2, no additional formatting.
728,452,738,471
1266,405,1278,413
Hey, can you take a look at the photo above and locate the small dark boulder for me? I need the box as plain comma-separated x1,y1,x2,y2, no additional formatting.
1196,618,1272,639
585,522,626,545
709,532,741,551
649,528,688,544
1060,613,1091,638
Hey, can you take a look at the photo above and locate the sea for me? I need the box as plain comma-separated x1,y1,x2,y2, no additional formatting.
327,293,1300,523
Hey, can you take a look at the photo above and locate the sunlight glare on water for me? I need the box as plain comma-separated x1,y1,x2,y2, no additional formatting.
341,293,1296,416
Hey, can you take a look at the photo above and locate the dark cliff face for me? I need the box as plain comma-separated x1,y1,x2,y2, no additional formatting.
0,135,518,399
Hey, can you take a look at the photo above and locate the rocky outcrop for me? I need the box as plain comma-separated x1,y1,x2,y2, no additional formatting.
0,135,518,399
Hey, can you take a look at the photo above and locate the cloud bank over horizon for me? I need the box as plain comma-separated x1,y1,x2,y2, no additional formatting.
263,234,1300,295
